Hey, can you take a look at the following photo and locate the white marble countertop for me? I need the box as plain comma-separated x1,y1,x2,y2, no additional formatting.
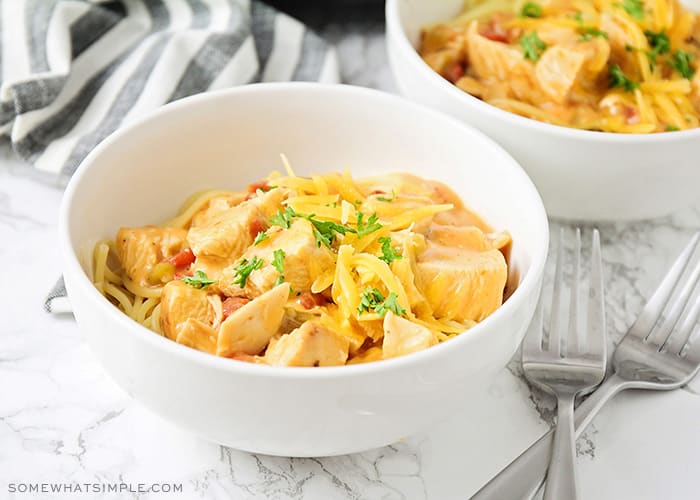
2,25,700,500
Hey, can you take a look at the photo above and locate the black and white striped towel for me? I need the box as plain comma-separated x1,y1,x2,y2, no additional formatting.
22,0,338,314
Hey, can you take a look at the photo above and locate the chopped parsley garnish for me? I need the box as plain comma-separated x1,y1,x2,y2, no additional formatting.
571,12,583,22
269,206,356,248
357,288,407,317
621,0,644,19
521,2,542,18
272,248,285,286
356,212,383,238
645,30,670,56
232,256,264,288
253,231,269,245
357,287,385,314
377,190,396,202
378,236,402,264
519,31,547,61
375,293,407,317
181,270,216,289
608,64,639,92
269,206,295,229
580,27,608,41
666,124,680,131
668,50,695,79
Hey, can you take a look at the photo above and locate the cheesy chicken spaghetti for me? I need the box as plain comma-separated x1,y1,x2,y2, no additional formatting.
93,163,511,366
419,0,700,132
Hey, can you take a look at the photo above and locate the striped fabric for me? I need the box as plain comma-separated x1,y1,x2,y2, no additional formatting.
3,0,338,187
29,0,338,314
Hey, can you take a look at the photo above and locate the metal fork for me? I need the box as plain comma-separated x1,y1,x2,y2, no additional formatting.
473,231,700,500
521,228,607,500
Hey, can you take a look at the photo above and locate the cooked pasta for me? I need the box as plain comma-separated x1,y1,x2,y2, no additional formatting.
93,163,511,366
419,0,700,132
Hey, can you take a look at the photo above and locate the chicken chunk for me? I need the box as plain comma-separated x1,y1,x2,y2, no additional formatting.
116,226,188,286
187,202,263,262
217,283,290,357
175,318,218,354
159,280,221,341
191,193,247,227
264,321,349,367
466,21,537,101
599,13,634,58
427,224,511,252
382,312,437,359
535,45,587,103
417,243,507,323
220,219,335,298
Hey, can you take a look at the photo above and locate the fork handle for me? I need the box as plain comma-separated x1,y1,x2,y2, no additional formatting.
543,393,578,500
471,374,629,500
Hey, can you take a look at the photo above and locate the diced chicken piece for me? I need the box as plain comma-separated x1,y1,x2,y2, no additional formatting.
175,318,218,354
535,45,587,103
534,24,579,46
187,202,263,262
466,21,537,101
220,219,335,298
191,193,247,227
264,321,349,367
427,224,511,251
217,283,290,357
247,187,288,219
116,226,187,286
600,13,634,58
382,312,437,359
159,280,221,341
417,243,507,323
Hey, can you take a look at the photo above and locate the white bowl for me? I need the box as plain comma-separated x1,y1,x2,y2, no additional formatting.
386,0,700,221
60,83,548,457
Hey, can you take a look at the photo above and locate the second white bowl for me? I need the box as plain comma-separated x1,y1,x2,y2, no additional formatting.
386,0,700,221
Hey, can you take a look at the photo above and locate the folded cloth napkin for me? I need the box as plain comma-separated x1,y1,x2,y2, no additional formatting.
22,0,338,313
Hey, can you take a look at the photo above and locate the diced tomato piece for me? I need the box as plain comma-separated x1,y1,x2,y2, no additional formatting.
624,106,640,124
296,292,327,310
168,248,195,268
371,189,386,195
222,296,251,319
247,180,270,193
248,219,265,239
445,63,465,83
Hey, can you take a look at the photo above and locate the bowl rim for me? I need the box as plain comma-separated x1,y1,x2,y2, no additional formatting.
385,0,700,143
60,82,549,380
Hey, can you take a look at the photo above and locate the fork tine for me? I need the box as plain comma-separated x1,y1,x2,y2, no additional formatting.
657,256,700,351
679,322,700,363
666,286,700,355
548,228,566,356
567,228,582,355
587,229,606,359
631,232,700,343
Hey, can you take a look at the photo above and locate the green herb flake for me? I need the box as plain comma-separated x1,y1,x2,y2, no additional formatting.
572,12,583,23
356,212,383,238
269,206,296,229
377,190,397,202
181,270,216,289
253,231,269,245
666,124,680,131
519,31,547,61
608,64,639,92
378,236,403,264
357,287,385,314
272,249,285,274
580,27,608,41
621,0,644,19
521,2,542,18
374,292,408,318
232,256,264,288
668,50,695,79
